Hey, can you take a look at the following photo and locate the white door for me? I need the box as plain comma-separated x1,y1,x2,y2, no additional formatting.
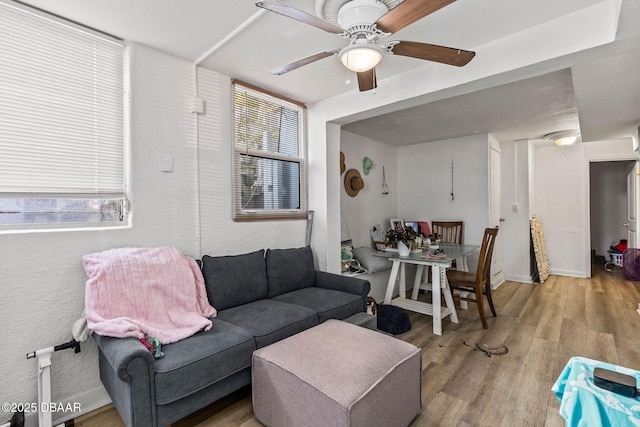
626,161,639,248
490,146,504,286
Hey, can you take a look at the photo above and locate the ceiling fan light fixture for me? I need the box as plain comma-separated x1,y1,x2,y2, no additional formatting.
554,136,578,147
339,43,384,72
543,130,581,147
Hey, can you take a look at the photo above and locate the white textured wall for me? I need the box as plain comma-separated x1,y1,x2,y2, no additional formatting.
0,43,200,426
196,68,306,256
0,44,309,427
340,131,397,248
533,139,635,278
500,141,533,282
396,134,490,273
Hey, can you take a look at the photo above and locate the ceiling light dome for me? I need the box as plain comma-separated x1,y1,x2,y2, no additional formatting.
554,136,578,146
339,42,384,72
543,130,581,147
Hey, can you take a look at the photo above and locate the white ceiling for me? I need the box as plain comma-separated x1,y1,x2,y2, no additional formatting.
15,0,640,145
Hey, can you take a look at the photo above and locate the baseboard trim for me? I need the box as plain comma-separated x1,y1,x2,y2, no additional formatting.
23,386,111,427
504,274,534,283
550,269,588,278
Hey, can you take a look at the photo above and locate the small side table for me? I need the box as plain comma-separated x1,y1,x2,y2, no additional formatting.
552,356,640,426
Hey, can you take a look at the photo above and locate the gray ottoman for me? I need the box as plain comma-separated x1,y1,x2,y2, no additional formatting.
252,319,421,427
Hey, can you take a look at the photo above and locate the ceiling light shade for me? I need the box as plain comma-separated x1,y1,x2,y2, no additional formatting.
543,130,581,147
554,136,578,146
339,43,384,72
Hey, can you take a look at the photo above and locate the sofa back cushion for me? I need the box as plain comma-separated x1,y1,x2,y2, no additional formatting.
266,246,316,298
201,250,267,310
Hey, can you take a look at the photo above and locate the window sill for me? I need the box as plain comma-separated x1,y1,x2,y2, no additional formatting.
0,223,132,235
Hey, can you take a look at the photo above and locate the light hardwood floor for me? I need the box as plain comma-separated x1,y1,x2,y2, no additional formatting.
77,262,640,426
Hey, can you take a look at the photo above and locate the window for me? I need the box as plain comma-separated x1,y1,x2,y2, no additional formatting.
232,80,307,221
0,2,126,230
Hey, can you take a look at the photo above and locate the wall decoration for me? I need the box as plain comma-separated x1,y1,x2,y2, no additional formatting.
363,156,373,175
530,217,551,283
382,166,389,195
344,168,364,197
450,159,455,203
340,151,346,176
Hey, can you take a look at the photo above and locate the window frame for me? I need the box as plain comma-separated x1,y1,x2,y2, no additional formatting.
0,1,128,232
231,80,308,222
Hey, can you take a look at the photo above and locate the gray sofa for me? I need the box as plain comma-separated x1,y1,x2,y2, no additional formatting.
93,246,371,427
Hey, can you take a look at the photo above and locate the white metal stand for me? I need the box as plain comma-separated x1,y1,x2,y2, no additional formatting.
26,339,80,427
35,347,54,427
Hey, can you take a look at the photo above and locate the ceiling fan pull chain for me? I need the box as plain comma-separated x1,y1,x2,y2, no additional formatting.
345,53,351,85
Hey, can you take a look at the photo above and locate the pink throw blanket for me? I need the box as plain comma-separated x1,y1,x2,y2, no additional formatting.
83,246,216,344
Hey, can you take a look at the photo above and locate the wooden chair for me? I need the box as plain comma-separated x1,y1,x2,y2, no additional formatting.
447,227,499,329
431,221,464,271
431,221,464,244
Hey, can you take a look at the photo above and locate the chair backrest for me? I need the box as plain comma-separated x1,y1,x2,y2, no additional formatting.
476,227,499,286
431,221,464,244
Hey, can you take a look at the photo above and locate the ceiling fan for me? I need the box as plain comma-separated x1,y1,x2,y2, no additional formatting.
256,0,476,92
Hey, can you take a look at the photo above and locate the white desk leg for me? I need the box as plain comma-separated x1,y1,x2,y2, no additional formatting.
431,265,443,335
399,263,406,298
458,255,469,272
442,269,458,323
411,265,424,300
384,260,400,304
459,293,468,310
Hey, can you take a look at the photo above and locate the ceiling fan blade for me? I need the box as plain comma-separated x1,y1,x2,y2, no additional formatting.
376,0,456,34
256,0,344,34
270,50,338,75
357,68,377,92
390,41,475,66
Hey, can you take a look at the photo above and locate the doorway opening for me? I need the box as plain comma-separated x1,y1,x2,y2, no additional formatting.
589,160,635,274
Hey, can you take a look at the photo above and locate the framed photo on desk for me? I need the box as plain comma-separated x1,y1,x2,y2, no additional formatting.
390,218,404,231
404,221,419,234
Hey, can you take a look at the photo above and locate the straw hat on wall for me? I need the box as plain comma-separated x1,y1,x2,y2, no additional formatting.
344,169,364,197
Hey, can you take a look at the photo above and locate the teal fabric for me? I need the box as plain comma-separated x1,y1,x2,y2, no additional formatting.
552,356,640,426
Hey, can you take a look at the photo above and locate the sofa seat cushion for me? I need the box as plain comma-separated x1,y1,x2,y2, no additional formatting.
266,246,316,298
217,299,318,348
271,287,364,323
154,318,256,405
201,250,268,311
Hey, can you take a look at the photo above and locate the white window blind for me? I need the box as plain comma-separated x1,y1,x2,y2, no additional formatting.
232,80,307,221
0,2,126,228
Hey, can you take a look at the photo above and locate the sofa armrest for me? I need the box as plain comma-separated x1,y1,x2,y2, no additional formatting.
93,334,157,427
94,334,155,382
315,270,371,311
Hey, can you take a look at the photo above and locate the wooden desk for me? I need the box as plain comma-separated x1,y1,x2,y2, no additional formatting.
374,244,479,335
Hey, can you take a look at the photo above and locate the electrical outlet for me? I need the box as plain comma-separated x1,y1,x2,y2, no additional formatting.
512,203,519,212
